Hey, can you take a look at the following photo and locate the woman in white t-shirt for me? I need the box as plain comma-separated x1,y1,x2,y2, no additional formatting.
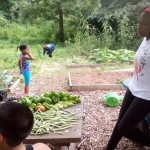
106,7,150,150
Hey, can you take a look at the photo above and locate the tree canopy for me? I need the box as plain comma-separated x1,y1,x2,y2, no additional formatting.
0,0,150,44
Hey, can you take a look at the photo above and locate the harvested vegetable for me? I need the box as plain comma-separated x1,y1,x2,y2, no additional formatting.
31,109,78,135
19,90,81,112
35,105,46,112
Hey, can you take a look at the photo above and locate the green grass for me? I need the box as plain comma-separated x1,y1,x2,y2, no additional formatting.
0,39,134,77
0,40,91,74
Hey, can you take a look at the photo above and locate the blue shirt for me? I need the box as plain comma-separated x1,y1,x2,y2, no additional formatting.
46,44,55,52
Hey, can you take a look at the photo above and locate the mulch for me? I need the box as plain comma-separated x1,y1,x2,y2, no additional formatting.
14,67,150,150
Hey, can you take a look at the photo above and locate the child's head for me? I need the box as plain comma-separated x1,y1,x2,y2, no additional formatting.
138,7,150,39
0,102,34,147
43,45,48,50
17,44,29,54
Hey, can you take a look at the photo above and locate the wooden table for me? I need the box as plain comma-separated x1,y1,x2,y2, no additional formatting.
24,103,83,150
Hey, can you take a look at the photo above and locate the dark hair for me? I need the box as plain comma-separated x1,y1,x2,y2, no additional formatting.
17,44,28,51
43,45,47,50
0,102,34,147
140,6,150,15
141,7,150,22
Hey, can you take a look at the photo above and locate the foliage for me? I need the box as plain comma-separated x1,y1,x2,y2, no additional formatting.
0,70,14,90
0,0,102,43
71,18,139,57
0,21,57,44
87,1,150,50
0,0,16,19
13,0,79,42
101,0,150,9
0,0,148,67
0,13,8,27
88,48,135,63
0,39,80,72
0,40,18,71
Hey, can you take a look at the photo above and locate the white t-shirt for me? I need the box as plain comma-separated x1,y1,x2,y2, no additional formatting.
129,37,150,100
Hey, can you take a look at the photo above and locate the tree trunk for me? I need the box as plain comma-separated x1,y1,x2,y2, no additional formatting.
58,8,64,42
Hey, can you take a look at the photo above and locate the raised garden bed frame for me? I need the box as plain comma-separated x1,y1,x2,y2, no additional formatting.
67,63,133,91
7,75,22,93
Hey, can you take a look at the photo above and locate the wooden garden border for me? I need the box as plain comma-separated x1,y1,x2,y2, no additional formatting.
68,72,125,91
67,62,133,91
67,62,132,69
8,75,22,93
67,63,101,68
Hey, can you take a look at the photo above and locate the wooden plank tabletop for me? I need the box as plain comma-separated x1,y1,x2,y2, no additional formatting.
24,103,83,144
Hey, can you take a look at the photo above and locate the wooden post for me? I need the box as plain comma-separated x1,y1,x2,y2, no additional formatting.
9,76,22,93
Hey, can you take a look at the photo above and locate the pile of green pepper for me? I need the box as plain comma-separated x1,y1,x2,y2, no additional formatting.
19,90,80,111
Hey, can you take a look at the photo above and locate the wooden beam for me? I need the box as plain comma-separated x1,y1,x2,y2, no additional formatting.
69,84,125,91
9,76,22,93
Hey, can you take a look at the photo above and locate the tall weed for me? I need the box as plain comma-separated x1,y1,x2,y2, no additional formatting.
73,19,101,56
73,16,141,58
0,21,57,44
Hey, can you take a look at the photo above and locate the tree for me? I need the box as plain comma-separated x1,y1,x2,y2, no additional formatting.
0,0,16,19
87,0,150,29
12,0,77,42
46,0,101,42
12,0,101,42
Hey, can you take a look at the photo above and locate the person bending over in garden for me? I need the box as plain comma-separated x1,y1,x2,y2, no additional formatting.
43,43,55,58
106,7,150,150
0,102,51,150
17,44,34,95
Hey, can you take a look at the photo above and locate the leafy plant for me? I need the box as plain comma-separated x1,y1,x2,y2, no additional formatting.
88,48,135,63
0,70,13,90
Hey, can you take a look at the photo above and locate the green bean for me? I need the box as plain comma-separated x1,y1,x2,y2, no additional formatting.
31,109,78,135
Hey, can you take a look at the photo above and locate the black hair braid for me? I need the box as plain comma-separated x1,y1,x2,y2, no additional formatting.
16,46,19,51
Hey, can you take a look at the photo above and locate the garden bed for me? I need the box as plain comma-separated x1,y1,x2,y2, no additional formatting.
70,71,132,84
68,69,133,91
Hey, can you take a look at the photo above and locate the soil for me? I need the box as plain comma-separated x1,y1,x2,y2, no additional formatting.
14,66,150,150
70,69,133,85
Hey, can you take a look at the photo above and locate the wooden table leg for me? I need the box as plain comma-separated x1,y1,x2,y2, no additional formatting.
54,143,70,150
55,146,62,150
55,146,70,150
